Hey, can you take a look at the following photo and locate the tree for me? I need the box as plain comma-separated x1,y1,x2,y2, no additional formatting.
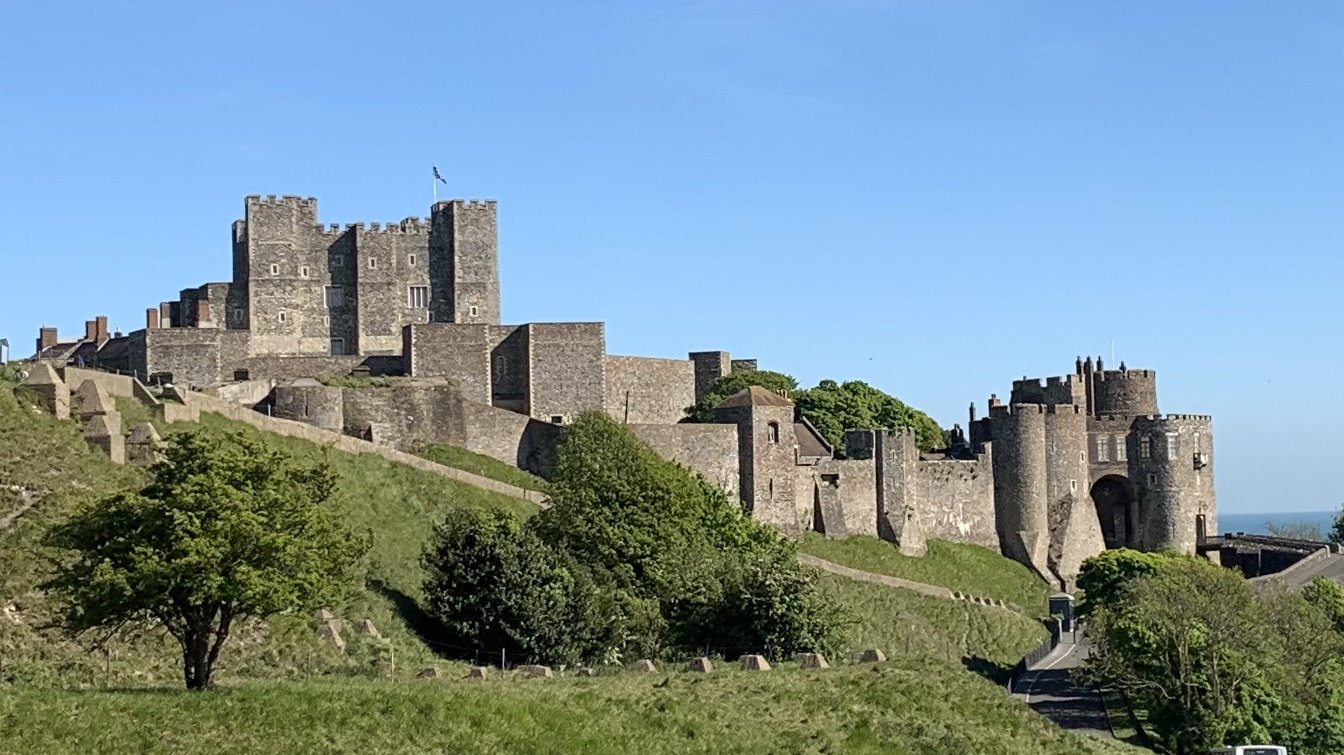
685,370,798,423
794,379,945,453
1266,520,1326,541
1329,505,1344,545
533,412,842,658
421,508,622,665
1075,548,1175,617
43,432,367,690
686,373,946,454
1085,557,1344,754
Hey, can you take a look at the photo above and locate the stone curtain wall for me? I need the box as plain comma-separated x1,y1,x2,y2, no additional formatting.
526,323,605,422
912,458,997,549
628,424,740,496
603,356,696,424
174,390,545,503
405,324,493,403
140,328,251,388
803,456,878,539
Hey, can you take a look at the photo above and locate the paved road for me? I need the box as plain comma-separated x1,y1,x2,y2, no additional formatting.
1015,637,1112,736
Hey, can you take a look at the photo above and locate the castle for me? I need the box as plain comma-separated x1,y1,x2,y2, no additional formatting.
33,195,1217,589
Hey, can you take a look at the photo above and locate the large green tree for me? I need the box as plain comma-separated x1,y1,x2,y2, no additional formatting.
536,412,841,658
43,432,367,690
686,372,945,453
1083,553,1344,754
794,379,944,453
685,370,799,423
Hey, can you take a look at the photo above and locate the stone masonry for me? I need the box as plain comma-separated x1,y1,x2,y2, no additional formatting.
27,197,1217,588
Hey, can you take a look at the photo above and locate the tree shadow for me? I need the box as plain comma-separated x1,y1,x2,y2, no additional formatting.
961,655,1013,685
366,579,453,659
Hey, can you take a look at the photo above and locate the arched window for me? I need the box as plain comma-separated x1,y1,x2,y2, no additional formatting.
767,421,780,444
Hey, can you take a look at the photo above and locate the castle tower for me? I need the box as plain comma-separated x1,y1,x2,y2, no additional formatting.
873,427,927,556
1044,404,1106,588
1127,415,1216,554
236,195,323,355
429,200,499,325
1090,368,1158,418
989,404,1052,582
714,386,799,534
689,351,732,401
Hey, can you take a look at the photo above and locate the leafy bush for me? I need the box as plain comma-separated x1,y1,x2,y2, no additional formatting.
423,412,842,664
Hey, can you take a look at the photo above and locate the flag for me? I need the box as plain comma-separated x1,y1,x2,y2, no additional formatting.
433,166,446,184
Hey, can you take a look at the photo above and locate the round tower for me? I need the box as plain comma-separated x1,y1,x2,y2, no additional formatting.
1127,415,1215,554
1092,368,1158,417
271,382,344,433
990,404,1050,580
1044,405,1105,587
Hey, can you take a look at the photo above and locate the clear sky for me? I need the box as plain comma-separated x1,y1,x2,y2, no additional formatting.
2,1,1339,515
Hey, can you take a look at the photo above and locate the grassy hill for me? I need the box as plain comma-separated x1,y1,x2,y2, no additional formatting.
416,443,548,492
800,532,1054,614
0,661,1142,755
0,375,1138,752
0,381,535,687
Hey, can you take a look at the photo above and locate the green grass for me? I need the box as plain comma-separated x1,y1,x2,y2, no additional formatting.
818,572,1048,678
417,443,549,492
801,533,1054,614
0,662,1143,755
1,383,536,688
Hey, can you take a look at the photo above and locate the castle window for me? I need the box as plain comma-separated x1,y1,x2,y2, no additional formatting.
769,478,775,499
368,257,377,269
230,308,244,325
469,305,479,317
1147,473,1157,485
325,286,344,309
408,254,417,267
1095,435,1109,462
1166,433,1178,460
1070,480,1077,493
278,312,287,324
1139,437,1151,459
300,266,310,278
332,255,344,268
270,264,279,276
767,421,780,444
550,415,564,424
408,286,429,309
329,338,344,356
1115,436,1127,462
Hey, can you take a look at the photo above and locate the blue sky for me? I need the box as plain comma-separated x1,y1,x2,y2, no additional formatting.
2,1,1340,515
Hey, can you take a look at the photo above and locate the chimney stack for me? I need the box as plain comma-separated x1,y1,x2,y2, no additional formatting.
160,302,172,328
95,316,109,344
147,308,160,329
84,320,97,342
37,327,58,355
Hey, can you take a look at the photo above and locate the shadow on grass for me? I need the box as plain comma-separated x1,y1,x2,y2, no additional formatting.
366,579,447,654
961,655,1013,686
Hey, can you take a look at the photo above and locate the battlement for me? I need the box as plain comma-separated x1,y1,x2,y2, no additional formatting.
1133,413,1212,422
989,403,1047,417
246,194,317,208
1095,414,1136,423
1045,404,1082,415
433,199,497,213
1095,368,1154,380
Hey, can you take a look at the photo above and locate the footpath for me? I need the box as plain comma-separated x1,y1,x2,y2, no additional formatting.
1012,634,1112,737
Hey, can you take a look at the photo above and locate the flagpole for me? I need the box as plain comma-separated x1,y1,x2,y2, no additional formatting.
433,171,438,204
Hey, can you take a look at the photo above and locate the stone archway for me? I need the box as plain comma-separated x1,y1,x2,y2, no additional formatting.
1090,475,1136,550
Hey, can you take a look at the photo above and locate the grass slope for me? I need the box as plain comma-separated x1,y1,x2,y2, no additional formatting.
417,443,548,492
801,533,1054,613
819,572,1047,678
0,384,535,687
0,661,1142,755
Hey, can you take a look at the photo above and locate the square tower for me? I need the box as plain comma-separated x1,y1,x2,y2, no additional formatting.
714,386,799,533
429,200,500,325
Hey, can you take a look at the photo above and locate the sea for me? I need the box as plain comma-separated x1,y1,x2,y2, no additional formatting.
1219,510,1337,538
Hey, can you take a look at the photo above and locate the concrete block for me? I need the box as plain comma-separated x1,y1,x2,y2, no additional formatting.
851,649,886,664
796,652,830,669
517,664,553,678
739,654,771,671
686,657,713,673
628,659,657,674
